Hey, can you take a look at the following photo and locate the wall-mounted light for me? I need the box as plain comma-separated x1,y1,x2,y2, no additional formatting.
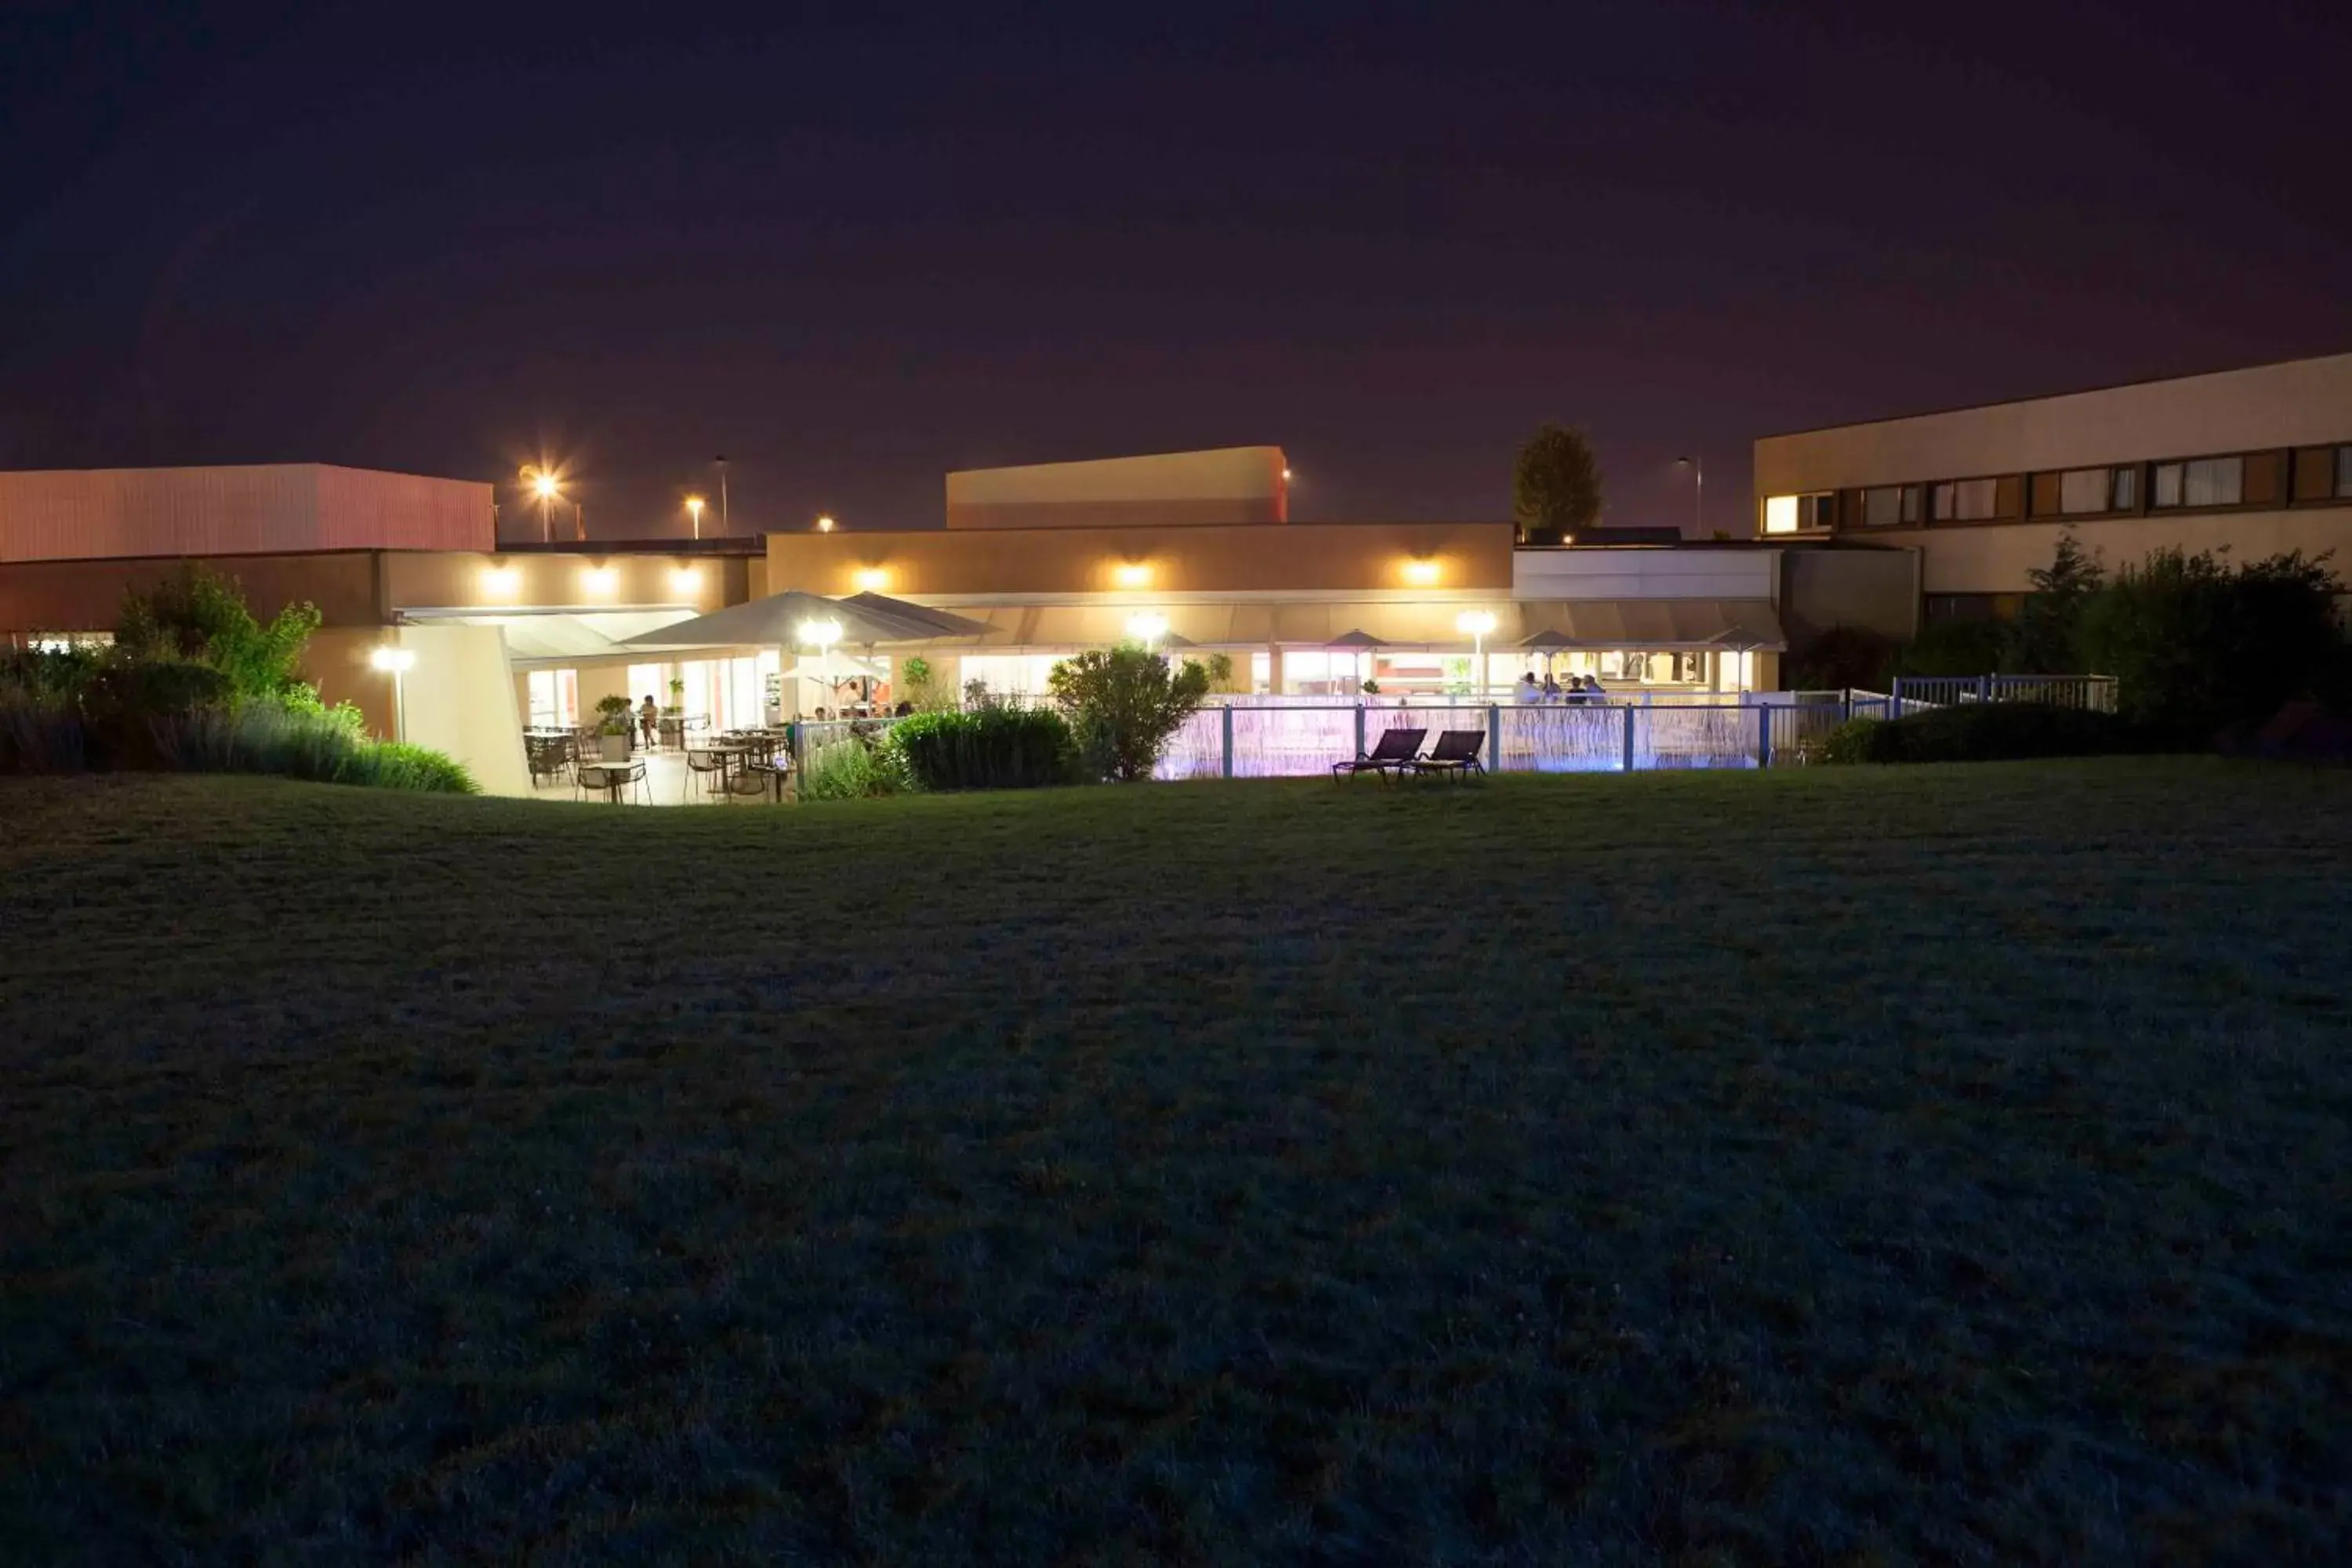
583,565,618,593
368,646,417,673
1402,557,1440,586
670,564,702,593
1113,561,1152,588
853,567,889,593
1282,466,1294,482
481,563,521,594
1124,612,1169,644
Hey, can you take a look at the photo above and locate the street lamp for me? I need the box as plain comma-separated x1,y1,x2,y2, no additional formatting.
1675,456,1704,535
522,466,562,543
1124,612,1168,646
815,514,836,533
368,644,416,742
798,616,841,715
685,495,705,539
1454,610,1498,695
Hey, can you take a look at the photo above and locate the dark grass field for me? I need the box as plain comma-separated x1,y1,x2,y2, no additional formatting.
3,761,2350,1563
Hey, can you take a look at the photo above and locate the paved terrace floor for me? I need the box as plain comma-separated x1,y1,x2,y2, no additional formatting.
532,750,790,807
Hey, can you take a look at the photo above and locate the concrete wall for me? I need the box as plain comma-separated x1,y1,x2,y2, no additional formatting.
1755,352,2352,495
1780,548,1920,643
946,447,1288,528
0,464,494,563
1844,510,2347,596
381,550,743,615
770,521,1513,597
1513,546,1777,601
0,550,386,633
390,623,531,797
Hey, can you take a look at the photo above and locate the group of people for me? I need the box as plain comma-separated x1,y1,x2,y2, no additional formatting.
1513,671,1610,706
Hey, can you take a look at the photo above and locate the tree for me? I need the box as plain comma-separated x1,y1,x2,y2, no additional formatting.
2004,528,2104,673
114,568,323,706
1047,645,1211,781
1512,423,1604,542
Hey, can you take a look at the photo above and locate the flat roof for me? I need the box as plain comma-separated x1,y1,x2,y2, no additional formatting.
1755,347,2352,441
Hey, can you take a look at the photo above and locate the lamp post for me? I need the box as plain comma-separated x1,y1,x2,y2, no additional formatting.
716,455,728,534
1455,610,1497,695
1675,456,1704,535
686,495,705,540
798,616,841,715
368,645,416,742
523,466,561,543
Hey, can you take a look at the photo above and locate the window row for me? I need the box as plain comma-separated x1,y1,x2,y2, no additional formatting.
1763,442,2352,534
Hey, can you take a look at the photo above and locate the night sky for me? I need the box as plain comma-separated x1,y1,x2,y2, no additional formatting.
5,1,2347,540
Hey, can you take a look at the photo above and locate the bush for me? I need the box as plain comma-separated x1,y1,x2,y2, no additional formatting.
1816,702,2158,764
147,706,477,793
84,658,237,720
2078,547,2347,741
797,733,906,800
1786,625,1897,691
889,707,1076,790
114,567,323,706
0,697,89,775
1895,617,2012,677
1047,646,1210,782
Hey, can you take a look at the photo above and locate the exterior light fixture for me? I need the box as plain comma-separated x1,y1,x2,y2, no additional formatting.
1455,609,1498,697
521,466,564,542
685,495,706,539
583,565,618,593
1402,557,1440,586
1112,561,1152,588
670,565,701,593
1124,612,1169,645
815,514,837,532
369,645,416,742
799,617,843,709
1282,466,1294,481
481,563,520,593
853,567,889,593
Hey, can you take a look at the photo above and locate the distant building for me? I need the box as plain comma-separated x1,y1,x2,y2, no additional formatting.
1752,350,2352,620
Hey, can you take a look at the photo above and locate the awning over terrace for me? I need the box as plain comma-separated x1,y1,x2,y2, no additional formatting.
615,590,982,652
929,598,1785,651
404,608,699,665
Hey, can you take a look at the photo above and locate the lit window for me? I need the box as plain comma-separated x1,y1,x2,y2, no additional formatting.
2152,456,2242,509
1762,493,1831,534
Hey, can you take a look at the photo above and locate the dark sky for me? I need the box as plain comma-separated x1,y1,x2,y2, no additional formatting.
5,1,2347,540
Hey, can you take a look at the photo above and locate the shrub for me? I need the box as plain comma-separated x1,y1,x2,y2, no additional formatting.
1047,646,1210,782
1787,625,1897,691
797,733,906,800
0,697,89,775
890,707,1077,790
1896,617,2011,677
2078,547,2347,741
1816,702,2158,764
147,706,477,793
114,567,323,706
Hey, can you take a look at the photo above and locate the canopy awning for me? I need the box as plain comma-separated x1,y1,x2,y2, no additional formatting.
617,590,960,651
1513,599,1786,651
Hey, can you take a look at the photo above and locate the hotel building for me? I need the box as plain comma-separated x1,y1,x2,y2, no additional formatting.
4,446,1914,793
1752,350,2352,621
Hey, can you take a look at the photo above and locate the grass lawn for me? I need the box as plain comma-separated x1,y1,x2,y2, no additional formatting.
3,760,2350,1562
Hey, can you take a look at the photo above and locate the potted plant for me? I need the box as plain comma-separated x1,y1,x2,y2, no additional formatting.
594,694,634,760
660,676,687,746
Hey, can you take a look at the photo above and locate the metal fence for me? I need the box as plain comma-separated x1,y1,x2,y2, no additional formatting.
1877,674,2118,712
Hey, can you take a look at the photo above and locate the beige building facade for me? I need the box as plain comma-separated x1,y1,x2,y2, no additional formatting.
1752,351,2352,616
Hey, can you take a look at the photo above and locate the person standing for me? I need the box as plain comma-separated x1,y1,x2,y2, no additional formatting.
637,695,659,750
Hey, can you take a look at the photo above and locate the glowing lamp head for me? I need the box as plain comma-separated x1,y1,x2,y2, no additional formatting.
532,472,560,500
1282,466,1293,481
1455,610,1499,637
1402,557,1440,586
481,563,520,593
798,617,843,648
1112,561,1152,589
368,646,416,673
1124,612,1169,644
852,567,888,593
685,494,705,517
583,565,617,593
815,514,837,532
670,564,701,592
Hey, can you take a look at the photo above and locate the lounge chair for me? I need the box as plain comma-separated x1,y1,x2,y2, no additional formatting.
1410,728,1486,780
1332,726,1425,779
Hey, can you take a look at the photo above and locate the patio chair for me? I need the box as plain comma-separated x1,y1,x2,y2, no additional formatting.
684,747,730,802
1409,728,1487,781
1331,726,1426,779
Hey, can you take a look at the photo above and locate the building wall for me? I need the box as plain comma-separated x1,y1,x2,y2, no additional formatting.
0,550,387,634
769,521,1513,597
390,623,532,797
1751,353,2352,594
1513,546,1777,601
381,550,742,616
946,447,1288,529
0,464,494,563
1779,548,1920,643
